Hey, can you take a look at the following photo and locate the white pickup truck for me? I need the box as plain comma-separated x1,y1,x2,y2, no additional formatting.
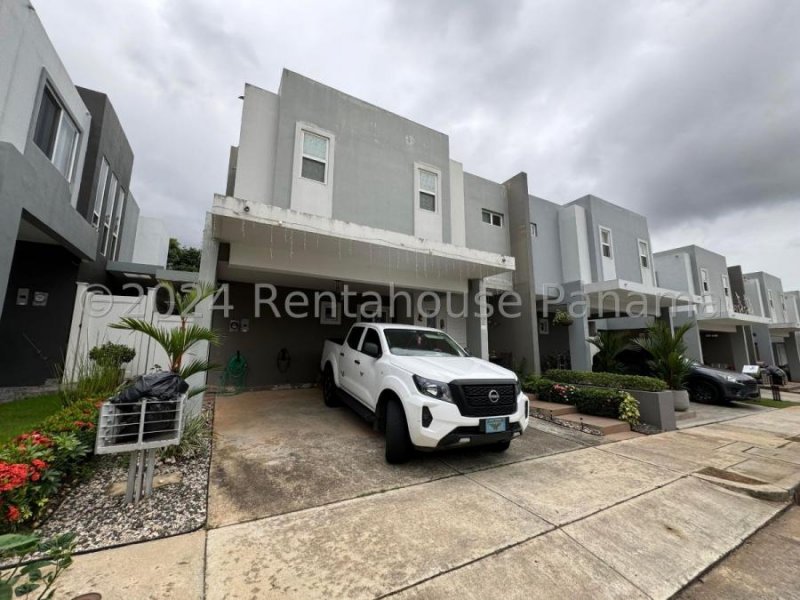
320,323,529,463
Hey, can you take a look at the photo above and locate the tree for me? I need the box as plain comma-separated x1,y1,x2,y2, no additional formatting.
167,238,201,272
633,320,695,390
587,330,630,373
110,281,219,395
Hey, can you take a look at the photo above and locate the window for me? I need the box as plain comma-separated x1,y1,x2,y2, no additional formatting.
301,130,329,183
481,209,504,227
638,240,650,269
599,227,613,259
418,168,437,212
530,223,538,237
700,269,710,293
92,158,109,227
100,173,118,256
32,86,79,181
110,188,125,260
346,326,365,350
768,290,775,309
722,275,730,298
361,329,382,355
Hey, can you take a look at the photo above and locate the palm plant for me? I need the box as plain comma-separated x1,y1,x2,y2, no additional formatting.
633,320,694,390
587,330,630,373
110,281,219,395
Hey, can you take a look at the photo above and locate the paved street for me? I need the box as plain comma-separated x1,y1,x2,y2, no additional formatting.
54,391,800,599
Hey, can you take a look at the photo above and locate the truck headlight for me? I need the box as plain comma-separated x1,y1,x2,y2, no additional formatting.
413,375,453,403
724,375,739,383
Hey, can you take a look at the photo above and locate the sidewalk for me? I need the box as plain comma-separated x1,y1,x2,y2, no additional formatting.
51,406,800,599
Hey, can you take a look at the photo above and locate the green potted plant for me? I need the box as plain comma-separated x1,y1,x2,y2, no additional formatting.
634,320,695,411
587,330,630,373
552,309,574,327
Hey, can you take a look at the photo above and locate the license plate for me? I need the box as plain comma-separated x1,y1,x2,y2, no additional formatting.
483,417,507,433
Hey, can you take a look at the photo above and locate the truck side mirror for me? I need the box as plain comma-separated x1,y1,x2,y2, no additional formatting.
362,342,381,358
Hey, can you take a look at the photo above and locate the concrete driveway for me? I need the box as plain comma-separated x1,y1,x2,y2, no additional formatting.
53,390,800,599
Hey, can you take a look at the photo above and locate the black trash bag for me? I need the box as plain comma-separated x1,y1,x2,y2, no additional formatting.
110,371,189,404
110,372,188,443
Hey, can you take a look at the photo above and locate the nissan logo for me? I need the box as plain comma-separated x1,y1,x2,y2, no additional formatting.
488,389,500,403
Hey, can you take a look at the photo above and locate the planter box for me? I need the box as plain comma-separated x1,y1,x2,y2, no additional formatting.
626,390,676,431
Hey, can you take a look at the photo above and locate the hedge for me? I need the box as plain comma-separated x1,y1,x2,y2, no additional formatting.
0,398,100,532
544,369,667,392
523,376,640,425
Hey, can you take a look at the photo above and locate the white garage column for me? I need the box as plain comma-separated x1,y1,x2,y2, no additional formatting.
466,279,489,360
192,213,220,417
671,308,704,364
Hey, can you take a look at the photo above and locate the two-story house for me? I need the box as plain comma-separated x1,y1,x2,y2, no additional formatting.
0,0,168,387
199,71,540,387
531,195,698,372
654,246,771,371
742,271,800,378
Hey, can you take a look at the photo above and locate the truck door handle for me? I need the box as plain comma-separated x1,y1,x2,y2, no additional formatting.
354,359,361,365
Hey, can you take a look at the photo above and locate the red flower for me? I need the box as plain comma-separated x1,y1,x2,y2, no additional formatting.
30,472,40,482
6,505,21,522
0,462,29,492
31,459,47,470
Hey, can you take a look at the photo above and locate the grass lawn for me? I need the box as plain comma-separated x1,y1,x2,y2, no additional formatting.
0,393,62,443
740,397,797,409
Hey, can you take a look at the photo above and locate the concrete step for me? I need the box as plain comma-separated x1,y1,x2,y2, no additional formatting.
675,410,698,421
528,398,579,418
558,413,632,436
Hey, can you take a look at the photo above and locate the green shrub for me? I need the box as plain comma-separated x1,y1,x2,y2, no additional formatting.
89,342,136,368
160,414,211,460
0,400,99,532
544,369,668,392
59,357,122,407
0,531,76,597
524,378,641,425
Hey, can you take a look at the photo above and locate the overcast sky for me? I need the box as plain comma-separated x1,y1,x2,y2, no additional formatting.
35,0,800,290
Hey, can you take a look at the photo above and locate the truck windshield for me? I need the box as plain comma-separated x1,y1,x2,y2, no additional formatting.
384,329,467,357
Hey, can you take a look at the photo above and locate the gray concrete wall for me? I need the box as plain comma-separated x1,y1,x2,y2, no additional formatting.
569,195,652,284
745,272,786,323
270,70,451,241
657,245,730,316
117,192,140,263
209,281,356,387
529,195,563,296
463,172,510,255
75,87,135,282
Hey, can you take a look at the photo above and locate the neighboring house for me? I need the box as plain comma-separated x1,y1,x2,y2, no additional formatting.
0,0,95,386
0,0,172,386
199,70,531,387
654,246,771,371
742,271,800,377
532,195,698,372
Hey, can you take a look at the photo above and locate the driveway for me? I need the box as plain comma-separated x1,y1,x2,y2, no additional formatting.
53,391,800,599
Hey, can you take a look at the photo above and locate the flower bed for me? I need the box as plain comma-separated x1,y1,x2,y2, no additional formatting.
543,369,667,392
523,376,640,425
0,399,100,532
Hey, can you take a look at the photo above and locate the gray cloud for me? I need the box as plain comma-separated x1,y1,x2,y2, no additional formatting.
34,0,800,288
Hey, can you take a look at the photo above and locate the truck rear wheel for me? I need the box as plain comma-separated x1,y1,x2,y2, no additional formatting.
322,366,341,407
385,400,413,464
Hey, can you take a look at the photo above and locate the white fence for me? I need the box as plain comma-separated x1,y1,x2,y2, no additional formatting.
63,283,206,415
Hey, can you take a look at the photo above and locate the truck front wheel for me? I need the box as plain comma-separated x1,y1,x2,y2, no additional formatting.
322,366,341,407
385,400,413,464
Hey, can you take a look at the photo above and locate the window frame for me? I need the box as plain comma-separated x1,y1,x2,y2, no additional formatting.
110,188,125,260
768,290,775,309
530,223,538,237
92,157,110,228
700,268,710,293
300,129,330,184
100,173,118,257
481,209,504,228
638,239,650,269
599,226,613,260
722,275,730,298
417,167,439,213
31,82,81,183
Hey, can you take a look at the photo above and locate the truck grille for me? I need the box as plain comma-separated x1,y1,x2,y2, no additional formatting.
451,382,518,417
